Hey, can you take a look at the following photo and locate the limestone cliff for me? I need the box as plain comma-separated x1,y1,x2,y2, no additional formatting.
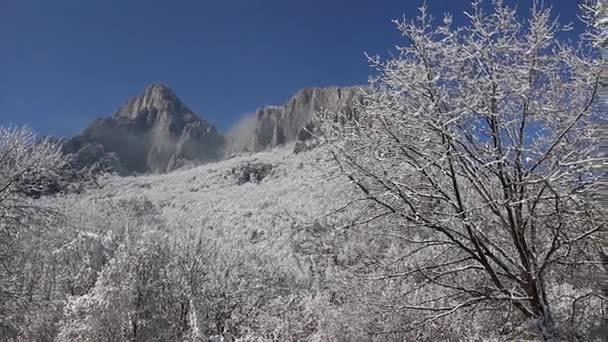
225,86,363,155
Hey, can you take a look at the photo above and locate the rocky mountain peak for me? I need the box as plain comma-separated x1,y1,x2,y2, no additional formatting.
65,83,224,174
112,83,198,126
139,83,179,109
145,82,173,95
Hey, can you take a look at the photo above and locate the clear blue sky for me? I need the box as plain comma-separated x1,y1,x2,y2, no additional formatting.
0,0,585,137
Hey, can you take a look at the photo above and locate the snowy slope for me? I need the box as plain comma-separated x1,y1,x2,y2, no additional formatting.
82,144,353,238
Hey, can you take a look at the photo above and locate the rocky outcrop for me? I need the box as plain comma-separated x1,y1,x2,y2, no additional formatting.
225,86,364,155
64,83,224,174
228,161,274,185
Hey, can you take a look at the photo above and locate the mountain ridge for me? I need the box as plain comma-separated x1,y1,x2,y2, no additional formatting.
63,83,364,174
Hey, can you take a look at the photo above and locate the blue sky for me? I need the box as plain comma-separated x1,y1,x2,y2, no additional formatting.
0,0,585,137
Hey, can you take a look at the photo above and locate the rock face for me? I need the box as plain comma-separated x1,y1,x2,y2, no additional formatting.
64,83,224,174
225,86,363,155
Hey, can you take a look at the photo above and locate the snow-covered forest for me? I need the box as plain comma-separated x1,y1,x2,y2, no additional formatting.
1,1,606,341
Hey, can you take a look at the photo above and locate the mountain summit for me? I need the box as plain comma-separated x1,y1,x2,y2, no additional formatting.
113,83,195,122
64,84,224,174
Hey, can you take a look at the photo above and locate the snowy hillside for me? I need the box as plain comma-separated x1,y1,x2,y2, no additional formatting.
29,144,373,341
3,1,604,339
89,144,352,234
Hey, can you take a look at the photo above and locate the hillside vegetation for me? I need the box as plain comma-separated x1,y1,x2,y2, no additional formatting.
1,1,605,341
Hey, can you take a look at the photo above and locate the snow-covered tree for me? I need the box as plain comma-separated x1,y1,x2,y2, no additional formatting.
318,1,606,340
0,126,69,340
56,213,181,342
